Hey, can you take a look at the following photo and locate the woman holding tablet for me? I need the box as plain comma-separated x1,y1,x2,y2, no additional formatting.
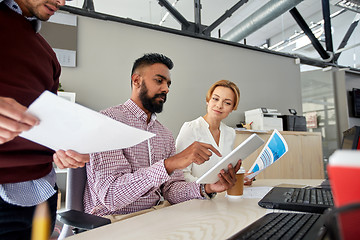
176,80,253,185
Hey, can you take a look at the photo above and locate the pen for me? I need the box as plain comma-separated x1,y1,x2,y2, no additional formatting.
31,201,51,240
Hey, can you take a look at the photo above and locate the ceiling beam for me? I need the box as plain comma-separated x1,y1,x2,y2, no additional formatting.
202,0,249,36
82,0,95,12
194,0,202,33
290,7,331,61
158,0,190,29
321,0,334,53
334,14,360,62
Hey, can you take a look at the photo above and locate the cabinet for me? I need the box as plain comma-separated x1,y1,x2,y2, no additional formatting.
235,130,324,179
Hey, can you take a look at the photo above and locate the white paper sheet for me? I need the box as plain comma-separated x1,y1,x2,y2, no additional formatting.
20,91,155,153
242,186,273,199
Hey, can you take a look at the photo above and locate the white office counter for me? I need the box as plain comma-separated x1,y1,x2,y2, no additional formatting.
67,179,323,240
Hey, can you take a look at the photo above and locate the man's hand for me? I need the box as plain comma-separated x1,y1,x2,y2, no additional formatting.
205,160,242,193
164,141,221,174
53,150,90,169
0,97,39,144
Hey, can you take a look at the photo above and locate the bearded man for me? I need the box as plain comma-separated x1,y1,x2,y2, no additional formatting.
56,53,241,219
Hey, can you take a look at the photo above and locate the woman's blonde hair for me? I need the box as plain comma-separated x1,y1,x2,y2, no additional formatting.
206,80,240,110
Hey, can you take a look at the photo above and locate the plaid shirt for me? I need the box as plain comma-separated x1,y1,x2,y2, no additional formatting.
83,99,203,216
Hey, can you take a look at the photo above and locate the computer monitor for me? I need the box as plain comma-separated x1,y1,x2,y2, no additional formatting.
341,126,360,150
352,88,360,118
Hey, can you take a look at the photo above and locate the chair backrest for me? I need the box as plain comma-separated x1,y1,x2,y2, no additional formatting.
65,166,87,211
58,167,87,239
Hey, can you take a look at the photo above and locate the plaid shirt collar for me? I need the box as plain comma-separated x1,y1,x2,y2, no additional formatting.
124,99,157,126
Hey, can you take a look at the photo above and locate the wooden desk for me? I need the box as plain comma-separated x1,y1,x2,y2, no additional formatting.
235,131,324,179
67,179,323,240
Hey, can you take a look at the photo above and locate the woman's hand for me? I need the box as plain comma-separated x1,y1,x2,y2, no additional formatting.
244,172,255,186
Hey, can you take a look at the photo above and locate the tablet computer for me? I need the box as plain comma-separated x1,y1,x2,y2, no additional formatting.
196,133,264,184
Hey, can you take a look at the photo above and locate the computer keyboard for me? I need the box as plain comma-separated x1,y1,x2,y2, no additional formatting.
227,212,326,240
287,188,333,206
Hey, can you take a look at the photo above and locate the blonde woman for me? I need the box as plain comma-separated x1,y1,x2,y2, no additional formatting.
176,80,252,185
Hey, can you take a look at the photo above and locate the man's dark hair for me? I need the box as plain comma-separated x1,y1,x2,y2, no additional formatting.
131,53,174,76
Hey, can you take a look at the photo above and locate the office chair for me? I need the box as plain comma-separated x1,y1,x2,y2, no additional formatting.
323,202,360,240
57,167,111,239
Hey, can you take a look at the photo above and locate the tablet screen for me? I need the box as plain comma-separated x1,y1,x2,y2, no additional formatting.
196,133,264,184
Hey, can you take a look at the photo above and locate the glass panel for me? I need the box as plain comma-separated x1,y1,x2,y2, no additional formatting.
301,67,337,177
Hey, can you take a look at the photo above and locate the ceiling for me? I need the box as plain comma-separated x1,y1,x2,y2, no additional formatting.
64,0,360,69
65,0,322,45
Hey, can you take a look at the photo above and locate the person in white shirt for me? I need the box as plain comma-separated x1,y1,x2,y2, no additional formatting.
176,80,253,185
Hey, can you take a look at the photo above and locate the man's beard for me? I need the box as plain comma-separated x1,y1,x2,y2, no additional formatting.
139,81,167,113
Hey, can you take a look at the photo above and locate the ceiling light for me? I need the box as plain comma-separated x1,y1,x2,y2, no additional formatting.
331,0,360,13
267,9,344,52
292,28,324,51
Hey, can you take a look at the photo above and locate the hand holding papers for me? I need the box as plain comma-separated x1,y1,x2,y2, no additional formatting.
247,129,288,179
20,91,155,153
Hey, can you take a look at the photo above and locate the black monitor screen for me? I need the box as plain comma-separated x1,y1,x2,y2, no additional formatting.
341,126,360,150
353,88,360,118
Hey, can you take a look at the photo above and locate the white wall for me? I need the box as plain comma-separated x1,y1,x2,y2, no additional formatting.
57,13,302,136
